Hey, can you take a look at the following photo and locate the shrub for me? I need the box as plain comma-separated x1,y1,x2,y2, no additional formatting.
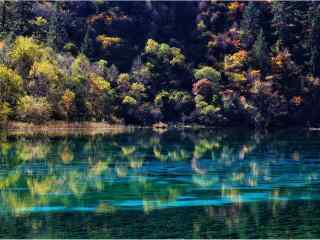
0,65,23,104
192,79,213,98
194,66,221,82
89,73,111,93
9,37,51,76
0,102,12,124
71,54,91,84
122,96,137,106
63,42,78,56
224,50,248,71
17,96,52,123
61,89,76,118
29,60,60,83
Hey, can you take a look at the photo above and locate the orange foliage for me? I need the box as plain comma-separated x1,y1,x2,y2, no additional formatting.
88,13,129,25
97,35,121,48
291,96,303,106
228,2,241,12
271,50,290,72
232,50,247,62
62,90,75,112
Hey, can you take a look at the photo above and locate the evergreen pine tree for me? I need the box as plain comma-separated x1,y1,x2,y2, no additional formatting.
241,2,262,48
47,2,68,50
252,29,269,75
81,26,95,58
11,1,33,35
309,5,320,76
47,3,59,50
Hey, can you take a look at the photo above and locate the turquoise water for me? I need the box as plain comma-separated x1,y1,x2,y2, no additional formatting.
1,128,320,238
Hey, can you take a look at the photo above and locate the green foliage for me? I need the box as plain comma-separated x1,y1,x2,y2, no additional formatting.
17,96,52,123
10,37,45,64
0,64,23,104
9,36,51,77
63,43,78,56
194,66,221,82
0,102,12,123
71,54,91,84
309,5,320,76
251,29,269,74
144,39,186,66
1,1,320,128
122,96,137,106
155,90,194,120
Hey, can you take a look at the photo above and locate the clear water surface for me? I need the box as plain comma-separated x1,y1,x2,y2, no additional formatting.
1,128,320,238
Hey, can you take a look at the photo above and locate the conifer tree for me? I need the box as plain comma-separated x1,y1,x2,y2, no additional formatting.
241,2,262,47
252,29,269,75
309,5,320,76
47,2,69,51
81,26,95,58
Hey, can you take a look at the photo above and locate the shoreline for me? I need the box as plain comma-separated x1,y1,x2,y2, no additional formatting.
0,121,236,136
0,121,317,136
0,121,138,136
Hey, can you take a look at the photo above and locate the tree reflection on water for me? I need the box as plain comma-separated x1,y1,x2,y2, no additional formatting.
0,128,320,237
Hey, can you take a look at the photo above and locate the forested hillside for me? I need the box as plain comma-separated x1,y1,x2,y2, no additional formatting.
1,1,320,128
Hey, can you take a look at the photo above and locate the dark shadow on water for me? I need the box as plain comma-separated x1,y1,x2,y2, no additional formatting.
1,201,320,238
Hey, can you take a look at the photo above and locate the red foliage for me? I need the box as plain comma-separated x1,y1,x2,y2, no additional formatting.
192,79,213,97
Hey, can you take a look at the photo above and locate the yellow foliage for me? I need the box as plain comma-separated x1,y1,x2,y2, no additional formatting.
97,34,122,48
122,96,137,106
130,82,145,96
117,73,130,86
90,161,109,176
227,72,247,82
145,39,185,65
224,50,248,71
170,47,185,65
60,146,74,163
145,39,159,54
0,64,23,104
228,2,241,11
62,89,75,112
71,54,90,84
271,50,290,72
27,178,57,195
96,203,116,213
89,73,111,92
9,36,49,65
0,102,12,123
121,146,136,156
29,60,59,82
197,20,206,31
31,16,47,26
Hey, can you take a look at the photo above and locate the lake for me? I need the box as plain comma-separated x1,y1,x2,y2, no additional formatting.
0,128,320,238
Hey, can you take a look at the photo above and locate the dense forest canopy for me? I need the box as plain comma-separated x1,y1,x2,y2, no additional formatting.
0,1,320,128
